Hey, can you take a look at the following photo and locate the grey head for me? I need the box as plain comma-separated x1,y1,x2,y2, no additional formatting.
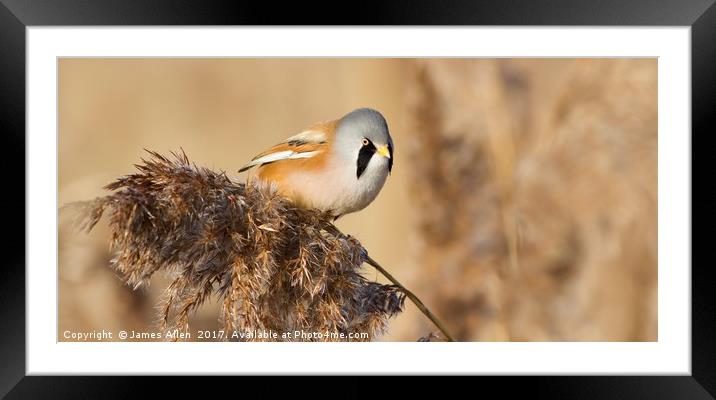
334,108,394,179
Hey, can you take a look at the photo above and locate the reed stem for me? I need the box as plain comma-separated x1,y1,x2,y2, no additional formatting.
324,223,456,341
363,254,456,342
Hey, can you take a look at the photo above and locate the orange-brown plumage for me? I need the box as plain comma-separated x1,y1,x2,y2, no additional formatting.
251,120,338,164
246,119,338,210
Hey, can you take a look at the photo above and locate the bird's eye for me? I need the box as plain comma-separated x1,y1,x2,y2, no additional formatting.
361,138,370,146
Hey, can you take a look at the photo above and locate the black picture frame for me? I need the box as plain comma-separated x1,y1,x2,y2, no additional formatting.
0,0,707,397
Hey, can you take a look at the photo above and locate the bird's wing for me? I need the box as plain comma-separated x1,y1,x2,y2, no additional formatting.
238,129,328,172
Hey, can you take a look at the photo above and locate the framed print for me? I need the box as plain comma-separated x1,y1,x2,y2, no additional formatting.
1,0,709,397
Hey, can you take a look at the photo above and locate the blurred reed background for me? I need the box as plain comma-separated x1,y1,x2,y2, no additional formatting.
58,58,657,341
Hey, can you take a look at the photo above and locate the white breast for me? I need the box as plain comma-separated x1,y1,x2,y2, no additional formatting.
281,154,390,217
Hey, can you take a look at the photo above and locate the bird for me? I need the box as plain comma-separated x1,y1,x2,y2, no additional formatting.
239,108,393,219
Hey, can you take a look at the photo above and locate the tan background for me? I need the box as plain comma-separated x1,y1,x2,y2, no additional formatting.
59,58,657,341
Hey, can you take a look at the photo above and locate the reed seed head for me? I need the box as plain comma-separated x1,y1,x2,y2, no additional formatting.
72,149,405,341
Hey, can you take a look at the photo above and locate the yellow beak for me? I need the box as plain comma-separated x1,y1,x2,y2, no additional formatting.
376,144,391,159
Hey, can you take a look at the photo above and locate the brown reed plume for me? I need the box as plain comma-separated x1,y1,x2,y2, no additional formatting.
71,149,452,341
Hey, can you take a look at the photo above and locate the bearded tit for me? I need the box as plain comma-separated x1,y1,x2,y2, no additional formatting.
239,108,393,219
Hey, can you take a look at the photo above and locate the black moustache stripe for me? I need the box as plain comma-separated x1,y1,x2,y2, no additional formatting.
387,142,393,173
356,143,376,179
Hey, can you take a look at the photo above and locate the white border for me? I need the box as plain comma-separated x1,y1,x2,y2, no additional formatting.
28,27,690,374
